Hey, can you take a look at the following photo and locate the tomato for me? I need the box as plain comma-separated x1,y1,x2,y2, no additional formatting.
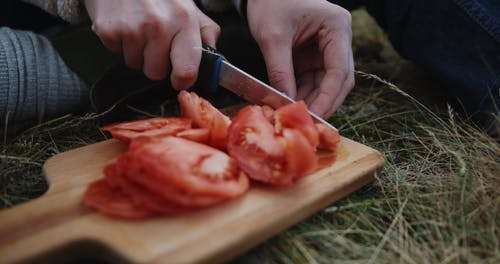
228,104,318,185
123,136,249,198
227,106,287,184
281,128,318,180
104,163,186,214
274,101,319,148
101,117,192,144
175,128,210,144
316,150,337,170
316,123,341,151
178,91,231,149
113,151,226,208
85,90,341,218
83,179,155,219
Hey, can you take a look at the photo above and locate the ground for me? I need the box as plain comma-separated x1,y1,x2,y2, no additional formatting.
1,9,499,264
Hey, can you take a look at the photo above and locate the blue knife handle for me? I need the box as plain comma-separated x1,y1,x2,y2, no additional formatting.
196,44,224,93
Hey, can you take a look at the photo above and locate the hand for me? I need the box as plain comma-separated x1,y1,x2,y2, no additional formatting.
84,0,220,90
246,0,354,118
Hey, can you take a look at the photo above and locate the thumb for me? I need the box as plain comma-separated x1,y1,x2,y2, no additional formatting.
259,41,297,99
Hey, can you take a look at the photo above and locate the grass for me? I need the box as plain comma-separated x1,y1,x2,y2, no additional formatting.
1,9,499,263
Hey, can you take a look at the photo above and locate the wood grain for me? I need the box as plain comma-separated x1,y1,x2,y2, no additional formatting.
0,137,383,263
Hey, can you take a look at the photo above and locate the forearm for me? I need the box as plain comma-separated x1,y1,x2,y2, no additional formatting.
21,0,88,23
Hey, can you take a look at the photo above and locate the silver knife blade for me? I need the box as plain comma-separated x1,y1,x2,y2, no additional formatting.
218,60,338,131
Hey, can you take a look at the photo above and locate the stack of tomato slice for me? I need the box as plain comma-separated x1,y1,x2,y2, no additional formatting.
84,91,340,219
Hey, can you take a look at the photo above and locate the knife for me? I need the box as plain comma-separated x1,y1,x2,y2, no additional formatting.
196,45,338,131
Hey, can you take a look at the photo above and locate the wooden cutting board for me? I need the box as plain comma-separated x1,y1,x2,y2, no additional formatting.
0,137,383,263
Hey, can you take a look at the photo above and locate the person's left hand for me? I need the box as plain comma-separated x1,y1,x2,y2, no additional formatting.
246,0,354,118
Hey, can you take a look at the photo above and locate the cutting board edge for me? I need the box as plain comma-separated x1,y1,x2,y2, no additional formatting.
148,148,385,264
1,137,386,264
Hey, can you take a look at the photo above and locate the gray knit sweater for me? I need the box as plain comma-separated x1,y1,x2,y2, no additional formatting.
0,28,88,134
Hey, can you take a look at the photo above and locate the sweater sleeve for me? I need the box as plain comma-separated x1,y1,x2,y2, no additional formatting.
0,28,89,135
21,0,88,24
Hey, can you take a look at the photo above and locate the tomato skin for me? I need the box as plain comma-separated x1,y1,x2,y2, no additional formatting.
105,163,187,213
316,150,337,170
228,106,286,184
113,152,226,208
228,104,319,186
282,128,318,181
316,123,341,151
101,117,192,144
178,91,231,149
274,101,319,149
83,179,155,219
86,90,341,218
175,128,210,144
124,136,249,197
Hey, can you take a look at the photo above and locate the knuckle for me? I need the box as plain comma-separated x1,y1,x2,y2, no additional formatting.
333,67,351,79
174,7,195,25
319,86,336,98
335,8,352,27
92,20,115,37
256,28,285,45
210,23,222,36
268,68,289,86
145,12,174,35
323,6,351,28
201,21,221,38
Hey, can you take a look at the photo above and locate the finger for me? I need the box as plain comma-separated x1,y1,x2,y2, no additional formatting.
91,24,123,54
327,50,355,117
122,29,146,70
198,10,220,48
307,72,339,118
308,33,351,118
143,36,171,80
297,71,315,100
170,23,202,90
259,39,297,98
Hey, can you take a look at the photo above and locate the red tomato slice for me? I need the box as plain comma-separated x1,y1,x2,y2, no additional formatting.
274,101,319,148
178,91,231,149
101,117,192,144
83,179,155,219
261,105,275,121
282,128,318,181
104,163,186,213
316,123,341,151
228,105,315,185
123,136,249,198
114,152,226,208
175,128,210,144
228,106,287,184
316,150,337,169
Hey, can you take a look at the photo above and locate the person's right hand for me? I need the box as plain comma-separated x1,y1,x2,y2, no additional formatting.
246,0,354,119
84,0,221,90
